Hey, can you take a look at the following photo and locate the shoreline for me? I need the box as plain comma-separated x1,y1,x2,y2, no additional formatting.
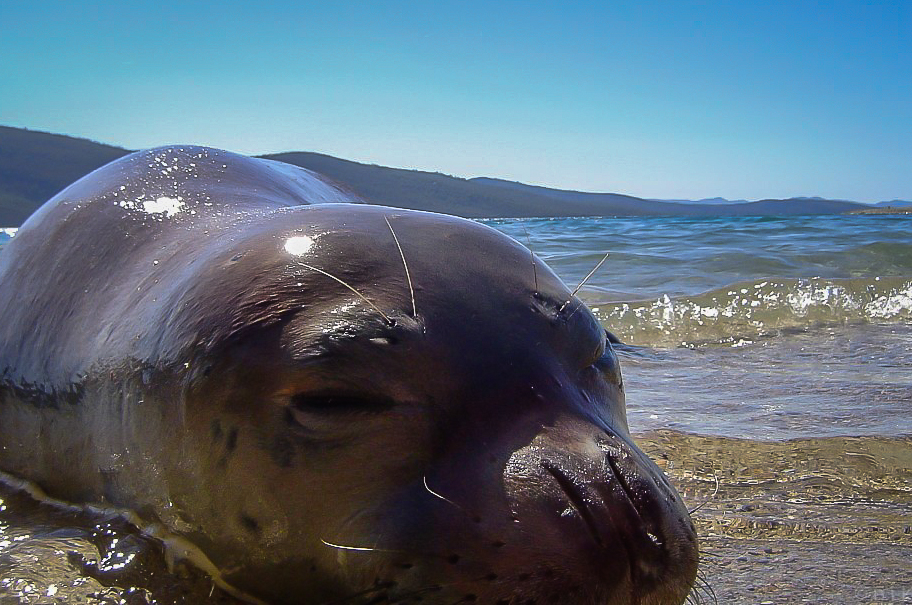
847,207,912,215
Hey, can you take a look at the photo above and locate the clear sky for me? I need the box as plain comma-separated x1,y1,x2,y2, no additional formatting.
1,1,909,202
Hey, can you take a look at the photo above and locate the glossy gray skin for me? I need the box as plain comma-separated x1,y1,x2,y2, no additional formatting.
0,147,698,604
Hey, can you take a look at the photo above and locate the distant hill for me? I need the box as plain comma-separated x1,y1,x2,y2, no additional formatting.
649,197,751,205
0,125,870,225
0,126,129,225
261,152,607,217
472,177,865,217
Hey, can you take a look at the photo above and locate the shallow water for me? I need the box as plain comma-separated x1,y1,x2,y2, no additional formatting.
2,214,911,603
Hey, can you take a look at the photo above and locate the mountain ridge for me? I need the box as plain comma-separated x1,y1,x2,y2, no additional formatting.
0,125,874,225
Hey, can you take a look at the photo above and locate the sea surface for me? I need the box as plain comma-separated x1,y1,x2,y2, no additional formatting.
481,214,912,440
1,214,911,603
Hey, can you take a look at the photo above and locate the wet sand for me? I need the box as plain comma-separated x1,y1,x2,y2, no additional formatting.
2,430,909,604
639,431,912,604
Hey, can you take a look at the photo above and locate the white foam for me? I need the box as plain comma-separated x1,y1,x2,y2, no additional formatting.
866,282,912,318
593,277,912,348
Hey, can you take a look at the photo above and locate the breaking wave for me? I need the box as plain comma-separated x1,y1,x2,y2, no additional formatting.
589,276,912,347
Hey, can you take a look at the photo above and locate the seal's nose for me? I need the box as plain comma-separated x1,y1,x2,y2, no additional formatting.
503,417,699,603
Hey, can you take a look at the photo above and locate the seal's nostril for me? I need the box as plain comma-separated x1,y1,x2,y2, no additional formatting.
605,453,639,516
540,461,604,547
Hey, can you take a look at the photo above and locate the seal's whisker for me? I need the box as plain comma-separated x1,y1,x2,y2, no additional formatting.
688,467,720,514
564,299,585,322
692,569,718,605
297,262,392,324
685,576,705,605
559,251,610,313
422,476,475,518
320,539,403,554
519,221,539,294
385,216,417,318
321,537,462,565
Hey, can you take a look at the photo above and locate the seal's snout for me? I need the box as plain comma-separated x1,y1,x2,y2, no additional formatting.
499,418,699,604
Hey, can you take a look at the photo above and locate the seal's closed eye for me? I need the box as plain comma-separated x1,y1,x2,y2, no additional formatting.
289,392,395,415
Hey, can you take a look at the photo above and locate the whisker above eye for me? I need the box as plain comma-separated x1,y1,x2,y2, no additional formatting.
559,251,611,315
297,261,392,324
519,221,539,294
385,216,417,318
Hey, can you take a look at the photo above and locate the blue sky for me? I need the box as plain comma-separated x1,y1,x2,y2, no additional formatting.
1,1,909,201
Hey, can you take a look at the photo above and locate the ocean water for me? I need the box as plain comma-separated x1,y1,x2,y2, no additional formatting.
482,215,912,440
2,214,911,603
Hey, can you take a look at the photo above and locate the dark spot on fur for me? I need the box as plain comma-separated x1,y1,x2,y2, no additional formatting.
270,434,295,467
226,427,238,452
99,468,119,501
447,554,460,564
239,514,259,534
210,420,223,441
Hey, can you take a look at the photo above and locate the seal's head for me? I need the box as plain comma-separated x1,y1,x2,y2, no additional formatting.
156,204,698,604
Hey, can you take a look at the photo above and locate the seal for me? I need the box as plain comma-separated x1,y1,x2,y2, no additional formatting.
0,146,698,604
